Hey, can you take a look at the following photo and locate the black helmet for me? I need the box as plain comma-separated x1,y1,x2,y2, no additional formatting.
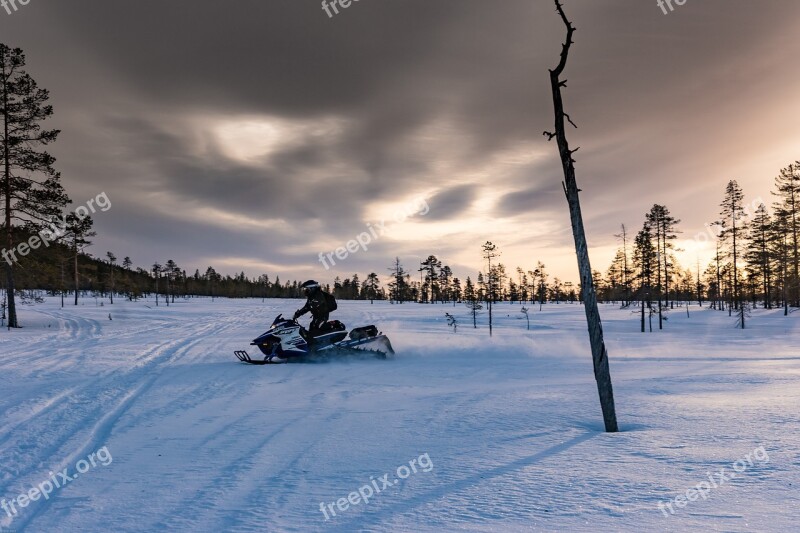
301,280,321,296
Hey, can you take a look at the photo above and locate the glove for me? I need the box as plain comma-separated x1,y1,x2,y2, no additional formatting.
293,310,301,320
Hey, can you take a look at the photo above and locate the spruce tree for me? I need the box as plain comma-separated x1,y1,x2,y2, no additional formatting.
772,209,792,315
106,252,117,304
65,214,95,306
463,276,481,328
646,205,680,328
634,224,657,333
772,162,800,306
613,224,633,305
745,204,774,308
387,257,407,303
717,180,747,324
365,272,380,303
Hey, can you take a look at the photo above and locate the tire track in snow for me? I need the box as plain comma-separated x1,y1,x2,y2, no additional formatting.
152,369,361,531
0,309,187,452
151,411,320,532
39,309,102,344
0,316,184,456
332,431,598,532
168,410,347,533
0,333,188,471
0,310,100,375
0,305,168,375
5,316,241,531
0,386,81,450
190,364,406,531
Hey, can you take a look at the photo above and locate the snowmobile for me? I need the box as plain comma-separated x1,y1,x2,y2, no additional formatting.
234,314,395,365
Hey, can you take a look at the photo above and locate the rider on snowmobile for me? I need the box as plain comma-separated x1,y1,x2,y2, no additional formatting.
293,280,334,335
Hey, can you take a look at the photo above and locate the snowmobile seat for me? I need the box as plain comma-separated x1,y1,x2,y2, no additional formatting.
310,320,348,343
349,325,378,341
323,320,346,332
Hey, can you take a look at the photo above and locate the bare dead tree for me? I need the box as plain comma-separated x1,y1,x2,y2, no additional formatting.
544,0,619,432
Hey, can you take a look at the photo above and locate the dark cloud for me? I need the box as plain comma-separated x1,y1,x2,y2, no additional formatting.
498,183,561,217
425,185,477,221
2,0,799,282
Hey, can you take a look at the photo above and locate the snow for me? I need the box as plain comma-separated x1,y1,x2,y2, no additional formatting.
1,297,798,532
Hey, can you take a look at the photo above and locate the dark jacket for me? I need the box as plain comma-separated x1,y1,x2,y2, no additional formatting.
295,290,330,320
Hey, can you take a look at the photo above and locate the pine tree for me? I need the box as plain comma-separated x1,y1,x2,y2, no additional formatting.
106,251,116,304
365,272,380,303
490,262,507,303
679,268,694,316
66,214,94,306
646,205,680,328
419,255,440,303
121,256,133,300
481,242,499,336
387,257,407,303
772,209,792,315
772,162,800,306
438,265,453,304
613,224,633,305
551,277,562,304
1,44,70,327
717,180,747,325
205,266,218,301
153,263,165,305
745,204,774,308
463,276,481,328
533,262,547,310
165,259,178,305
695,260,704,306
703,262,719,309
591,270,604,303
713,238,725,311
634,224,657,333
452,277,462,305
516,267,526,305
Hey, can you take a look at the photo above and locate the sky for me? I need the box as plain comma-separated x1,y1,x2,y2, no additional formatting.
2,0,799,285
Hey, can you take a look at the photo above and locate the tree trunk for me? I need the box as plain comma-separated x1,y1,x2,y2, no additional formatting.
732,201,740,318
2,58,18,328
655,219,663,330
488,276,493,338
640,294,645,333
74,243,79,306
792,189,799,307
546,0,618,432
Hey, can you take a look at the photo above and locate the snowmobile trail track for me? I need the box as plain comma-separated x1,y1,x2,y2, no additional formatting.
6,317,242,530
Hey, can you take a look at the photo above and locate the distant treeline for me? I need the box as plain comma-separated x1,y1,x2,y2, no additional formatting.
5,161,799,326
599,166,800,330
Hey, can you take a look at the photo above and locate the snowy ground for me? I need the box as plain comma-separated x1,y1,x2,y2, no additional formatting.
0,297,798,532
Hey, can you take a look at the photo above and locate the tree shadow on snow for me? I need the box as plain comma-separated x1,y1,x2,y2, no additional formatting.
333,430,598,531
